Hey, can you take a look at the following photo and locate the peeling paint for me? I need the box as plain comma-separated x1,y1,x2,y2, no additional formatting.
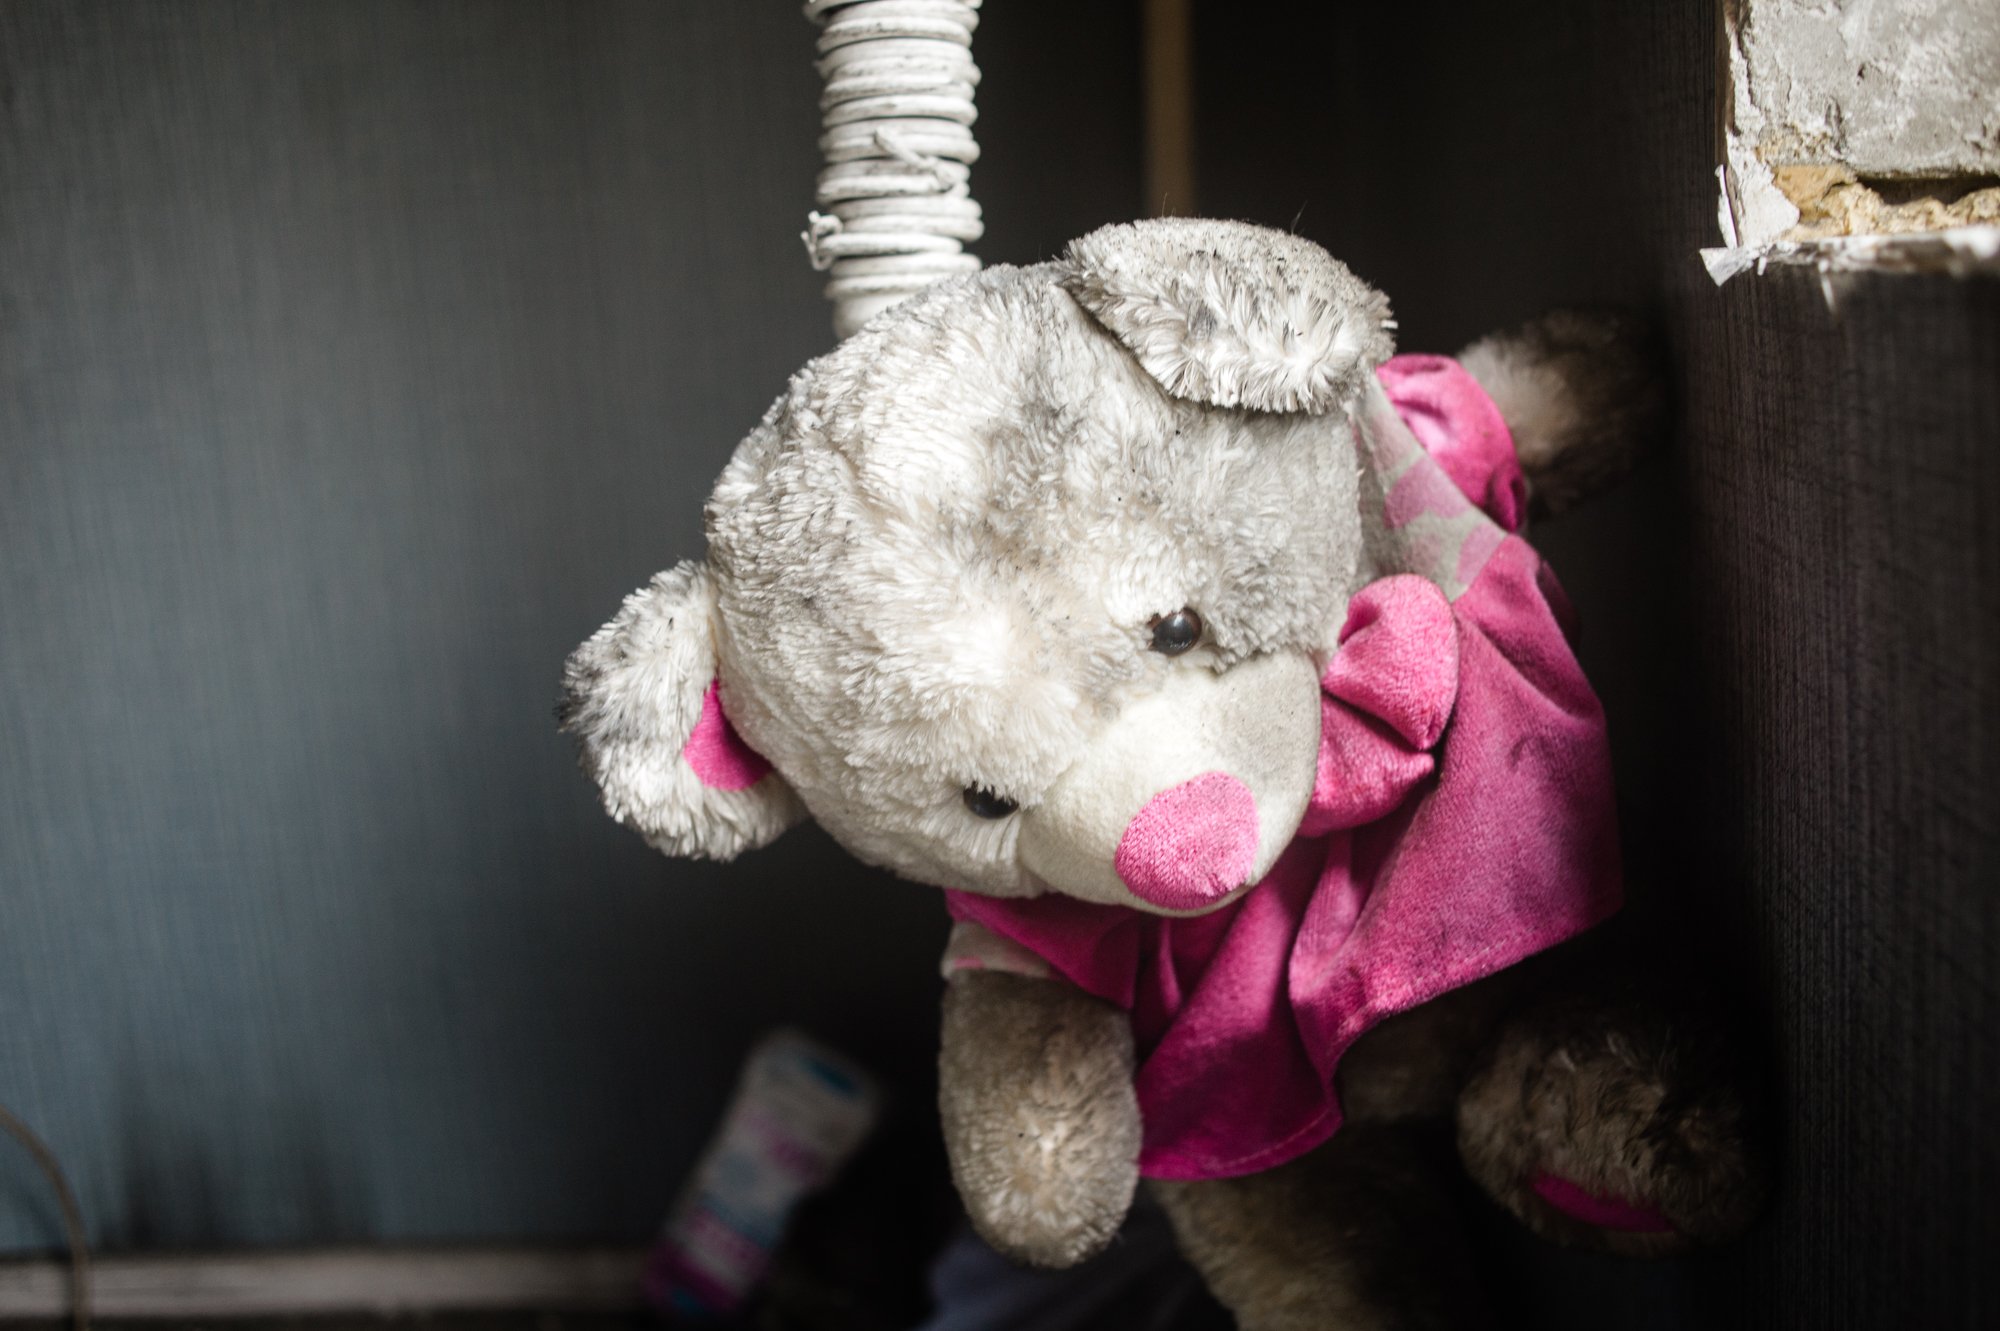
1700,224,2000,292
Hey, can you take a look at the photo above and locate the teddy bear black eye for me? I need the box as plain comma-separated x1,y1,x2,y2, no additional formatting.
1148,608,1204,656
962,786,1019,819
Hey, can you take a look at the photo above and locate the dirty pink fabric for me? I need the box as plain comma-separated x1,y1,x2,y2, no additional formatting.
941,360,1621,1180
683,679,773,790
1375,353,1527,531
1531,1172,1675,1234
1114,772,1261,910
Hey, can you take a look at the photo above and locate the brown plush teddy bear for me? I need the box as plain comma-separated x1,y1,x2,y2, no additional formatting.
562,219,1763,1327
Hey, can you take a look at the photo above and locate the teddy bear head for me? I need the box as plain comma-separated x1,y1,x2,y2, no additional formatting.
562,220,1401,915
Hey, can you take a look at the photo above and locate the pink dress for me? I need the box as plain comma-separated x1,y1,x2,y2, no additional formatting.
942,356,1623,1180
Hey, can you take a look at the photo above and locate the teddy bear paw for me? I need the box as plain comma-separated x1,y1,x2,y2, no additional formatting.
1454,990,1768,1257
939,973,1144,1268
1456,308,1668,521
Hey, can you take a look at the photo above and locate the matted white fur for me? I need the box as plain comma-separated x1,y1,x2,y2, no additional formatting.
1456,336,1582,479
1061,219,1395,415
570,221,1406,913
1015,651,1320,909
560,563,804,860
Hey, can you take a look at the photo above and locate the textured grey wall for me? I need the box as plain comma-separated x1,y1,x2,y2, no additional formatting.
0,0,1138,1251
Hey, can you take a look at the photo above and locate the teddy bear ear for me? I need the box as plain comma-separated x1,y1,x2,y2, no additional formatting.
1057,218,1396,415
560,561,806,861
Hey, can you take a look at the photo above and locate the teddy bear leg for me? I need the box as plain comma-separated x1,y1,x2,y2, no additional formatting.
938,971,1143,1269
1455,987,1769,1257
1456,308,1668,520
1334,970,1520,1123
1151,1122,1489,1331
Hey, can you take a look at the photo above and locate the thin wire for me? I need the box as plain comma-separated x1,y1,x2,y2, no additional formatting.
0,1102,91,1331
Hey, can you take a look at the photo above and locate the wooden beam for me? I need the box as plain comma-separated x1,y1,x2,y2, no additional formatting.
0,1245,649,1320
1143,0,1197,216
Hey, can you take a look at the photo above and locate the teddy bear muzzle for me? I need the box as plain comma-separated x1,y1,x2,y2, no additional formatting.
1113,771,1261,910
1013,651,1323,915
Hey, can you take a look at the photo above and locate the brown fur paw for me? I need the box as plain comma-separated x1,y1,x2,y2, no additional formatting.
939,972,1142,1268
1456,309,1668,520
1455,992,1767,1257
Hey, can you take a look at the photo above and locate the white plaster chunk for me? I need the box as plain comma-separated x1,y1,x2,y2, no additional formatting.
1700,223,2000,290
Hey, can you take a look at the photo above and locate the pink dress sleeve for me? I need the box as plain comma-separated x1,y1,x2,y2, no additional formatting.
1376,354,1527,532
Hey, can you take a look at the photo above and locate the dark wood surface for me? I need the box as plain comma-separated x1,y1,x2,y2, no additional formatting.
1680,264,1999,1329
1197,2,1997,1326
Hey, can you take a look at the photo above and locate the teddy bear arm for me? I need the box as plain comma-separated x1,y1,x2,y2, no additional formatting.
1455,985,1769,1256
938,970,1141,1268
1456,308,1668,520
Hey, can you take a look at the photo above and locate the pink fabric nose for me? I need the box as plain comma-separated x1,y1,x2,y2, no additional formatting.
1115,773,1261,911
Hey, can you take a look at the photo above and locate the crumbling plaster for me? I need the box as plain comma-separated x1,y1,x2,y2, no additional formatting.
1735,0,1999,177
1713,0,1999,278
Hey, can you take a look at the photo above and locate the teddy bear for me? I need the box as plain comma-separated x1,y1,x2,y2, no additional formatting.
561,219,1763,1328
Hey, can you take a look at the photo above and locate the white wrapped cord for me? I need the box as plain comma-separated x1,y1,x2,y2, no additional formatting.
803,0,984,337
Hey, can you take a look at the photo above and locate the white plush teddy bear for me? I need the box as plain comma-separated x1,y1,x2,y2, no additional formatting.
563,220,1760,1327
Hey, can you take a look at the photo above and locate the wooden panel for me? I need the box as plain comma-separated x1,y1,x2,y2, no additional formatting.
1677,264,2000,1328
0,1246,647,1319
1194,1,1999,1325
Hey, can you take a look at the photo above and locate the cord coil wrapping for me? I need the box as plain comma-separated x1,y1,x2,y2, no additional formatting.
803,0,983,338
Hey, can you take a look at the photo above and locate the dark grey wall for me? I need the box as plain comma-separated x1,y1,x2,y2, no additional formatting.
0,0,1138,1251
1196,2,1997,1327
